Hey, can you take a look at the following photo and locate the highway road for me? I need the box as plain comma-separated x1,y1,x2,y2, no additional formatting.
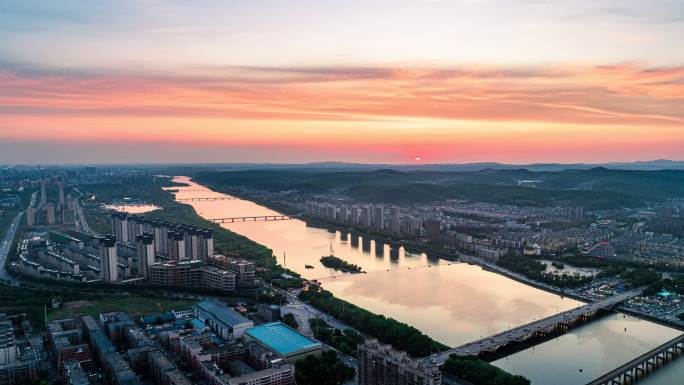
73,198,97,236
0,192,37,286
0,210,23,286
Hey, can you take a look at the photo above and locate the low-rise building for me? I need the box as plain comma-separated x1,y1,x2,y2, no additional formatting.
244,322,321,364
194,301,254,339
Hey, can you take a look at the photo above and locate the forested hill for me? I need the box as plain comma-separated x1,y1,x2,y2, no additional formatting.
192,168,684,210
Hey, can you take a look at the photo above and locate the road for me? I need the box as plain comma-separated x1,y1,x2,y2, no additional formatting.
1,192,38,286
0,210,24,286
427,288,644,365
73,198,97,236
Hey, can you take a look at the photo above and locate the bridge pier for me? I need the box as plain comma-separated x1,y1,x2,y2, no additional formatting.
374,241,384,256
362,237,371,252
350,234,359,247
633,365,643,382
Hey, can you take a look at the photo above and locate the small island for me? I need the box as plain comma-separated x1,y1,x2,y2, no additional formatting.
320,255,365,274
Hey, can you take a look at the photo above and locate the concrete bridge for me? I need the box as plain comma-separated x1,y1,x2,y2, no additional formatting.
427,289,643,365
177,197,238,202
586,333,684,385
208,215,296,223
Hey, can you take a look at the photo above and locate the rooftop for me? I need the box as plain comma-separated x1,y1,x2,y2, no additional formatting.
246,322,321,356
196,300,252,326
190,318,207,331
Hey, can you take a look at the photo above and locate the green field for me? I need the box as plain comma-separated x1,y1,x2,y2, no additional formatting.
47,296,196,322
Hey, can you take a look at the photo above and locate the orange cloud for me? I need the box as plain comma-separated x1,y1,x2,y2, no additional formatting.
0,63,683,163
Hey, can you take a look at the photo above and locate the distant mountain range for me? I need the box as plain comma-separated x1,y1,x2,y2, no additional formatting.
8,159,684,172
167,159,684,172
296,160,684,172
193,165,684,210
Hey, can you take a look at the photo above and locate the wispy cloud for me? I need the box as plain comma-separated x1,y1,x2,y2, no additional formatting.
573,3,684,24
1,63,682,126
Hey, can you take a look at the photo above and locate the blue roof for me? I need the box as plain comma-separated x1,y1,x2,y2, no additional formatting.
191,318,207,330
196,300,251,326
246,322,321,356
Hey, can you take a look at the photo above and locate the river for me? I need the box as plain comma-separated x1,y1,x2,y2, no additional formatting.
169,176,683,384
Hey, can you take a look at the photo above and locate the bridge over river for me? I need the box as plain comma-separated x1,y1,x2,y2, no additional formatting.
208,215,297,223
586,333,684,385
177,197,238,202
427,288,644,365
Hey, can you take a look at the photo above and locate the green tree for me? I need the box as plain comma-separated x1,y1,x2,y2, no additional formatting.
282,313,299,329
443,355,530,385
295,351,355,385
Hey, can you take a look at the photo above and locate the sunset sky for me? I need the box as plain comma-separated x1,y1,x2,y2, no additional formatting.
1,0,683,164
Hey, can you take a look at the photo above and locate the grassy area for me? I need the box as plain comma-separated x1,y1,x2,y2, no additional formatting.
48,296,195,322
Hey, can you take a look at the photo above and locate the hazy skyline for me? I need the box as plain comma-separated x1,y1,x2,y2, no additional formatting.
1,0,683,164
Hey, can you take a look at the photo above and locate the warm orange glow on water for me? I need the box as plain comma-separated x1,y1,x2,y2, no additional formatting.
166,176,683,385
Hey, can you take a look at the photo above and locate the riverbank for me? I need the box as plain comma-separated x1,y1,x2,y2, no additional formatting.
77,177,453,356
169,176,684,384
190,180,684,334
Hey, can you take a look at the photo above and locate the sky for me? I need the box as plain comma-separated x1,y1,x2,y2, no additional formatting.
1,0,683,164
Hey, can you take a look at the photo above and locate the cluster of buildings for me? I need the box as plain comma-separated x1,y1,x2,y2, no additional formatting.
110,213,215,266
0,314,41,385
303,196,684,266
608,230,684,261
15,214,257,291
303,199,597,261
47,300,320,385
25,178,79,227
305,201,422,236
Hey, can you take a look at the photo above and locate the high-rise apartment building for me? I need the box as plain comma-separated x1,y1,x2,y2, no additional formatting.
26,208,36,227
40,179,47,206
136,233,155,278
46,204,56,225
57,181,65,207
167,231,186,261
372,206,384,230
348,206,358,224
99,235,118,282
389,206,400,234
152,220,168,256
361,206,371,227
197,229,213,260
111,213,129,244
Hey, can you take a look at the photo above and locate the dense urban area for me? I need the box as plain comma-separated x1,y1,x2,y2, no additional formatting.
0,164,683,385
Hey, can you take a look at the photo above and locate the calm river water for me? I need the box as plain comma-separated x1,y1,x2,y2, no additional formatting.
169,176,683,385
